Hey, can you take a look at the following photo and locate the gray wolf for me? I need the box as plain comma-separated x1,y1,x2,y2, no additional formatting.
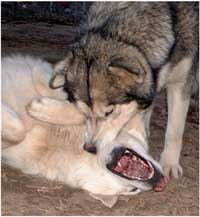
2,55,167,207
53,2,199,178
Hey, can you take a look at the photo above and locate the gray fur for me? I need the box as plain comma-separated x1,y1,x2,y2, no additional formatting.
55,2,199,178
60,2,198,107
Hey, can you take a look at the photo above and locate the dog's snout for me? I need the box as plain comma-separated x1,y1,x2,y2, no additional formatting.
83,142,97,154
147,166,168,191
153,176,169,192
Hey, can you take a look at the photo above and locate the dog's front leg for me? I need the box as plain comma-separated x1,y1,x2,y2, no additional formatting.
160,83,191,178
26,97,87,125
2,103,26,146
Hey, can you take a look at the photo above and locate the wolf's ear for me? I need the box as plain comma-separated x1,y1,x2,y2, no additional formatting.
50,51,74,89
89,193,118,208
49,73,65,89
54,51,74,72
108,45,153,86
108,65,143,85
108,57,145,85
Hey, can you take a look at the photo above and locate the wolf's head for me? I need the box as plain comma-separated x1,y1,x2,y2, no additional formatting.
50,39,166,198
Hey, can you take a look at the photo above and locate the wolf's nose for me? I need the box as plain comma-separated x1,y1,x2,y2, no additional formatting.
83,143,97,154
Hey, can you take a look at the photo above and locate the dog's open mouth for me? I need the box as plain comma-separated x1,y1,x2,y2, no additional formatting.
106,148,154,181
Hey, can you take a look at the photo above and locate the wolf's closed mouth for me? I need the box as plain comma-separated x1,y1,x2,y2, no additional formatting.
107,148,154,180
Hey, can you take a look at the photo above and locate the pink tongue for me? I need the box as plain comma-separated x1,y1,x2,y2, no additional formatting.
114,156,129,173
113,154,169,191
114,155,152,179
119,155,129,167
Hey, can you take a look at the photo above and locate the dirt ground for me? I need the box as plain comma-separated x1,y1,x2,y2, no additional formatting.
1,21,199,216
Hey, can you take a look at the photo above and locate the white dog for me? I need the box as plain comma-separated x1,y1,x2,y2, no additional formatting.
2,55,167,207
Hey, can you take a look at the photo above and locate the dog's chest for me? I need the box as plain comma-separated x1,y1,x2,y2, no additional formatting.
46,125,86,153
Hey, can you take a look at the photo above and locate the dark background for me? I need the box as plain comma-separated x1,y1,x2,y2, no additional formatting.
1,2,92,25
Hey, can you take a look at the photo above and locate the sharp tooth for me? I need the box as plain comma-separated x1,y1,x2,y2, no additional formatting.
139,159,144,164
125,150,130,154
132,155,137,161
118,162,122,167
123,172,128,177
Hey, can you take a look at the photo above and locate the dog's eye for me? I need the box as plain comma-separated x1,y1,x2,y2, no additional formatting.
130,188,138,192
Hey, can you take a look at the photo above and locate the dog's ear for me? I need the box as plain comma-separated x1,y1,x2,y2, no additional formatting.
89,193,118,208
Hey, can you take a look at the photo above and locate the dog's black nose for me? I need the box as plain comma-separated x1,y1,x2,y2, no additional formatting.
153,176,169,192
83,143,97,154
147,166,168,191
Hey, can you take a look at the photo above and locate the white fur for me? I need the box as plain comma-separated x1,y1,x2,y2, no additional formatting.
159,58,193,177
2,55,161,207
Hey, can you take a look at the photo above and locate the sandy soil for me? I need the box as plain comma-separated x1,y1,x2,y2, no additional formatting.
1,21,199,216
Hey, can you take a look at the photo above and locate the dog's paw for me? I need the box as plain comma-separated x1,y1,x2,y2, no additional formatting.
160,151,183,179
26,97,61,122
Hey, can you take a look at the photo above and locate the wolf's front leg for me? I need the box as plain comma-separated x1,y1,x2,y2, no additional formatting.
160,83,191,178
26,97,87,125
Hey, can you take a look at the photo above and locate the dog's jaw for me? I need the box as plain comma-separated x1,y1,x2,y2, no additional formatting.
78,154,136,196
96,130,165,193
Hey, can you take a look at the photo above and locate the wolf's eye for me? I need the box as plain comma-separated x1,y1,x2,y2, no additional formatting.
105,108,114,117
